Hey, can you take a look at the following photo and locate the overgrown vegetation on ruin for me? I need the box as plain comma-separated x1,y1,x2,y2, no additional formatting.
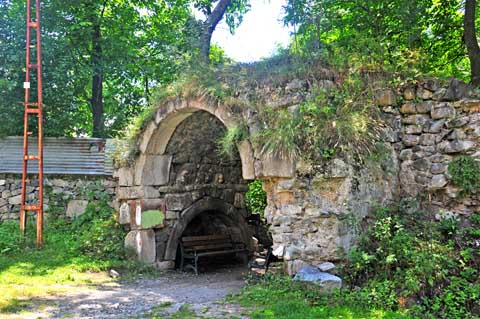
448,156,480,196
234,202,480,319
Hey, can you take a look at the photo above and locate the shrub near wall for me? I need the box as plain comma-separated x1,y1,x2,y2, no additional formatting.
344,203,480,318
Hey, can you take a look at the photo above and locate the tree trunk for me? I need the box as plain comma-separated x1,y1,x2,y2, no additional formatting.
199,0,232,64
91,23,104,137
464,0,480,85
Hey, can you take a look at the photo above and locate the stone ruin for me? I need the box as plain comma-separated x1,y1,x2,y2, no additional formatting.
115,69,479,275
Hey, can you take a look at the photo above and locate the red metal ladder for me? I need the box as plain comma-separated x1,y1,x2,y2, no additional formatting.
20,0,44,248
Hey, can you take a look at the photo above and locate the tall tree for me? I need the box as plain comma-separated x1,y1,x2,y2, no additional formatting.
464,0,480,85
194,0,250,63
0,0,192,137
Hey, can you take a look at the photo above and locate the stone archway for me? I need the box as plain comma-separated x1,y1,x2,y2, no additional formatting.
116,95,295,270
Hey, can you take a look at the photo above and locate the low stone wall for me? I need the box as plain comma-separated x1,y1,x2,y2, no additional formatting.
0,173,117,221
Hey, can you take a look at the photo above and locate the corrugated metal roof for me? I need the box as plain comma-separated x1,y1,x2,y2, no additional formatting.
0,137,114,176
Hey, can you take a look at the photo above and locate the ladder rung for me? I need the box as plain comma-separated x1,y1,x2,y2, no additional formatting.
27,102,39,107
28,64,38,69
27,131,33,135
24,205,41,211
26,109,40,114
28,22,38,28
24,155,40,160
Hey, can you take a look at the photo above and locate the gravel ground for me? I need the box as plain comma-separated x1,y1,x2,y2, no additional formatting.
2,266,250,319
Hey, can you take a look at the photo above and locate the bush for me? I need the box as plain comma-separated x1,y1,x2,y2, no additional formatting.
254,76,384,161
0,220,21,254
71,183,127,260
448,156,480,196
0,182,126,262
245,180,267,217
343,204,480,318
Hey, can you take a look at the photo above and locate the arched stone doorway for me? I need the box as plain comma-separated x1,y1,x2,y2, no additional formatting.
116,96,295,271
117,103,262,269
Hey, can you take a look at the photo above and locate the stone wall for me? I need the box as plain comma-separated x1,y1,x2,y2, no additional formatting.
379,79,480,217
118,68,479,274
0,173,116,221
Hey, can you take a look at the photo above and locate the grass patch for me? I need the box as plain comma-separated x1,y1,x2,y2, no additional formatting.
230,275,412,319
0,219,157,314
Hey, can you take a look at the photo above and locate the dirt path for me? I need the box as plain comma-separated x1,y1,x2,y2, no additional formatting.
3,266,250,319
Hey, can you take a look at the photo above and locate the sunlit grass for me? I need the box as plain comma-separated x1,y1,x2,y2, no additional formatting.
0,239,115,314
231,276,412,319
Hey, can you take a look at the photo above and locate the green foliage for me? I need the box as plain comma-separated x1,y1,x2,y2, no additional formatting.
283,0,469,81
343,204,480,318
71,182,126,260
245,180,267,216
255,75,384,161
0,220,21,254
0,0,193,137
448,156,480,196
217,124,249,158
232,274,411,319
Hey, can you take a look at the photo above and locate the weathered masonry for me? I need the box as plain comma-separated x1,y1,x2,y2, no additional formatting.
117,75,479,275
115,98,296,269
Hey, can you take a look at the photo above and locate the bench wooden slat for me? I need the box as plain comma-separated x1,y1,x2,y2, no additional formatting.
184,242,234,252
182,234,230,242
182,239,234,247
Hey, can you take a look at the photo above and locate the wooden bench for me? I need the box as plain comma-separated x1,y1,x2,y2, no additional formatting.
179,234,248,275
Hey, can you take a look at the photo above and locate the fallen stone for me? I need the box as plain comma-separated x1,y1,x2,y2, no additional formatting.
109,269,120,278
293,266,342,290
317,262,336,272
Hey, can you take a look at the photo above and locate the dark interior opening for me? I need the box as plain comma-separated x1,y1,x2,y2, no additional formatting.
175,210,248,272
